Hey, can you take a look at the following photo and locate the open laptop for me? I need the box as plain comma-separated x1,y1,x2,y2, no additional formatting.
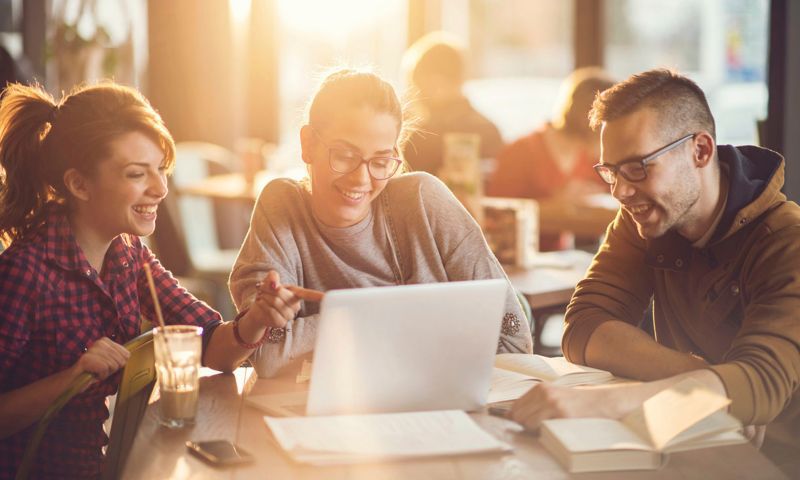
247,279,508,416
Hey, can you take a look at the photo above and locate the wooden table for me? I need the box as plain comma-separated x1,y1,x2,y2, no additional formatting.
506,250,594,311
121,360,787,480
178,169,306,202
507,250,595,355
178,171,261,202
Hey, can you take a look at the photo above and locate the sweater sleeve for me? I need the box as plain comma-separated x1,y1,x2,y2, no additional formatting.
562,210,654,364
229,180,299,310
708,225,800,424
444,229,533,353
229,180,318,377
416,174,533,353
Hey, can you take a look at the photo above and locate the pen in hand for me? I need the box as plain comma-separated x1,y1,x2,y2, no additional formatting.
255,278,325,303
285,285,325,303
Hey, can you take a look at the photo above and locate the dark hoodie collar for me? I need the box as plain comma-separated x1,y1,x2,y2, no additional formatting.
645,145,783,271
710,145,780,242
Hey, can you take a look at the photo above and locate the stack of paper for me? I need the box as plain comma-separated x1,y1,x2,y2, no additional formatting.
488,354,615,403
263,410,511,465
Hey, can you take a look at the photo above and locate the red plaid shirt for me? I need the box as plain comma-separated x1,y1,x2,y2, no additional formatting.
0,204,222,479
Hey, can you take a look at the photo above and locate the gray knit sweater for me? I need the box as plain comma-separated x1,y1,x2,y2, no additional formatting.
230,172,532,377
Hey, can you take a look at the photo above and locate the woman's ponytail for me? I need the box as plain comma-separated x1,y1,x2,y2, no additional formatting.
0,83,59,243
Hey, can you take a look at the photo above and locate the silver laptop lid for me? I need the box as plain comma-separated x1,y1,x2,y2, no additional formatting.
306,279,507,416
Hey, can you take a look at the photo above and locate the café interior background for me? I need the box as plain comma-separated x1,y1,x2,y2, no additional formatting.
0,0,797,250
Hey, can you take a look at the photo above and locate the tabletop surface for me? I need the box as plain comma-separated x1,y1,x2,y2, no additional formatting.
121,359,787,480
506,249,594,310
177,169,304,202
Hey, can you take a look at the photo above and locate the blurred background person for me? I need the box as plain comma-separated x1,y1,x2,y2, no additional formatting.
0,45,33,98
487,67,615,251
401,32,503,176
0,46,17,96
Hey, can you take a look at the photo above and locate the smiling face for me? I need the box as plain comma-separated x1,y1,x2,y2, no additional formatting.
73,130,169,240
302,106,400,228
600,108,701,239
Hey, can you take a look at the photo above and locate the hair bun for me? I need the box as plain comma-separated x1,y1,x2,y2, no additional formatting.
49,104,59,124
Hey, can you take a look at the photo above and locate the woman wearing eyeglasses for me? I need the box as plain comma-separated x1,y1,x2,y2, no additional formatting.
230,69,533,377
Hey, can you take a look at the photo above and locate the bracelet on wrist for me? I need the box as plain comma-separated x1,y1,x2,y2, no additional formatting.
232,309,270,349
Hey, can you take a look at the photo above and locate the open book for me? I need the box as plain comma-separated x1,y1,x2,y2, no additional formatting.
488,354,614,404
262,410,511,465
540,378,746,473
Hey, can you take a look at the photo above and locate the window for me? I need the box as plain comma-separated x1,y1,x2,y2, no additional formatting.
458,0,575,142
47,0,148,90
604,0,770,145
275,0,407,169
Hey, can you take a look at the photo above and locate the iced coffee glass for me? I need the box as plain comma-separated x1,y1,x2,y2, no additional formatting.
154,325,203,428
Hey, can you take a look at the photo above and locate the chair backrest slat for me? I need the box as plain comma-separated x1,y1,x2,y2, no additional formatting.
15,330,156,480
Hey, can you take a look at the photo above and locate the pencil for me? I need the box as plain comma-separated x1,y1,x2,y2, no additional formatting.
286,285,325,303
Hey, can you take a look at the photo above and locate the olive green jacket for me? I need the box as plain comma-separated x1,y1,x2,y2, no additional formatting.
563,145,800,433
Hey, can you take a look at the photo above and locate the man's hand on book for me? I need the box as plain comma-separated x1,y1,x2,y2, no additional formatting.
508,370,732,433
508,383,628,431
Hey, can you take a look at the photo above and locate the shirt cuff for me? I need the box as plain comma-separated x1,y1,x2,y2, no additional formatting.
200,319,222,366
708,362,756,424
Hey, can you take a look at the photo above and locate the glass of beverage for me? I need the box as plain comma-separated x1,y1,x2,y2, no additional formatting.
440,132,484,225
154,325,203,428
235,137,266,186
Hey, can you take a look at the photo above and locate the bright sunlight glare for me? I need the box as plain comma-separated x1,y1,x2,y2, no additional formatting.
229,0,252,25
277,0,388,41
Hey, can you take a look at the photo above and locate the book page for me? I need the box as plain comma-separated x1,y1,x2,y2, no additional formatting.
495,354,613,385
665,430,746,453
263,410,511,461
542,418,654,453
664,410,744,451
487,367,540,403
622,378,732,451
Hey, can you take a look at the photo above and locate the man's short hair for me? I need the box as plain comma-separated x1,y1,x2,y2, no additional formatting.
589,69,716,141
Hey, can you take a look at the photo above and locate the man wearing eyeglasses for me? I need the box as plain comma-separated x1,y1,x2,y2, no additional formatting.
510,69,799,472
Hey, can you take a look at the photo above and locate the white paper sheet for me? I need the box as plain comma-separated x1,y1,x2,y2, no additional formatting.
263,410,511,464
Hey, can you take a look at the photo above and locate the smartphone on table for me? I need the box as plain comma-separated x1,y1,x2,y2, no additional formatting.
186,440,254,467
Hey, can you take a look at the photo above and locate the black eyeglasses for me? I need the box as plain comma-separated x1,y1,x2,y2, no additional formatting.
311,127,402,181
593,133,696,185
